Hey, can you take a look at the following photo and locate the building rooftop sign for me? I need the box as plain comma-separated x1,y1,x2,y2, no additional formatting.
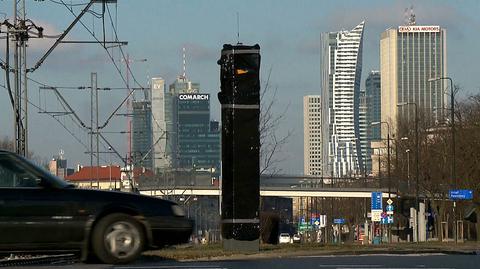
178,94,209,101
398,25,440,33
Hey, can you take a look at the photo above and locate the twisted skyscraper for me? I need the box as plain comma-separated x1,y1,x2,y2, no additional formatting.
321,21,365,178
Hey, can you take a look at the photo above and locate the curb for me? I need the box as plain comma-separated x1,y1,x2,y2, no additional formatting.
176,248,480,262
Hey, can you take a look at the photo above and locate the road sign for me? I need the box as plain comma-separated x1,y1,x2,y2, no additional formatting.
371,209,382,222
334,218,345,224
449,189,473,200
371,192,383,210
386,204,394,215
381,211,387,218
382,216,394,224
319,215,327,228
387,198,393,205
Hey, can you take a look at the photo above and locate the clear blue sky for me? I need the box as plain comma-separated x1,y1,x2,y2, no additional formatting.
1,0,479,174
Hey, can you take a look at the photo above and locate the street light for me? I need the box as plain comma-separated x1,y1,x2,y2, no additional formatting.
405,149,411,190
428,76,456,243
397,102,419,242
428,77,455,188
371,122,391,198
371,121,391,243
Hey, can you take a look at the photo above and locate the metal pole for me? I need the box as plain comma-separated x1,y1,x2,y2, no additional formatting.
95,73,100,188
387,124,391,243
414,103,419,243
90,73,94,188
20,0,28,156
445,77,457,243
13,1,19,154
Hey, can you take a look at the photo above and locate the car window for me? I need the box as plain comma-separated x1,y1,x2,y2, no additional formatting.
0,157,42,188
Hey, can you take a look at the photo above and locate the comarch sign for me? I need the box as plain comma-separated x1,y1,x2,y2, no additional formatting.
178,94,209,101
398,25,440,33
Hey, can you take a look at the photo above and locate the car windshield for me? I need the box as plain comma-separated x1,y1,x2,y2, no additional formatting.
0,153,74,189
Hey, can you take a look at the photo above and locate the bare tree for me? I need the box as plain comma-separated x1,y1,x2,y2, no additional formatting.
391,92,480,241
259,67,293,176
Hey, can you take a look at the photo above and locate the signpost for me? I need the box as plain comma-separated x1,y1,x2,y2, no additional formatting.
371,192,383,210
371,192,383,222
449,189,473,200
386,204,394,215
371,210,382,222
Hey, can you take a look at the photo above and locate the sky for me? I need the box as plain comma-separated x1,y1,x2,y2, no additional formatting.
1,0,479,174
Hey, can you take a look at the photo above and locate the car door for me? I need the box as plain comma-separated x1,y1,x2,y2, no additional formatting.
0,155,86,250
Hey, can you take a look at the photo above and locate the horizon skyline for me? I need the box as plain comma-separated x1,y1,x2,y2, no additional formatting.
1,0,479,174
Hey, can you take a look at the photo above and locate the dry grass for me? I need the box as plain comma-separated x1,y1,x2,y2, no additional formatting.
143,241,480,261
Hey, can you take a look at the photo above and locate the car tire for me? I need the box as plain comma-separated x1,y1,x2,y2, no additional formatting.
91,213,144,264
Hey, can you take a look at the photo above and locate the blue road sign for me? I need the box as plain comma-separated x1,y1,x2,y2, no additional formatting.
371,192,383,210
386,204,394,212
449,189,473,200
334,218,345,224
381,216,394,224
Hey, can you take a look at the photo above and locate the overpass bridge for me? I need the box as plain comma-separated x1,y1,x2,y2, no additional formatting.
139,186,396,198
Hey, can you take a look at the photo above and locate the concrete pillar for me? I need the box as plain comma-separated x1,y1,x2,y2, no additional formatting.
410,207,417,242
418,202,426,242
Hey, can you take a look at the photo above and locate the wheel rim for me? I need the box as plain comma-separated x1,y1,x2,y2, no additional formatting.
104,221,141,259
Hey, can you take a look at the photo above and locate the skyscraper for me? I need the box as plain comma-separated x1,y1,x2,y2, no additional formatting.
358,90,369,174
150,74,220,179
321,21,365,178
380,24,447,133
132,100,153,169
151,77,167,172
366,71,381,141
303,95,322,176
177,93,220,177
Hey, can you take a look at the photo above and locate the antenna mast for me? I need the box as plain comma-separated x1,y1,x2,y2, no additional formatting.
182,47,186,79
408,5,416,25
236,12,240,44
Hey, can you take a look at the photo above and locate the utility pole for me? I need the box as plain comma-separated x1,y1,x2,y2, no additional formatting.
13,0,27,157
0,0,96,157
90,72,99,188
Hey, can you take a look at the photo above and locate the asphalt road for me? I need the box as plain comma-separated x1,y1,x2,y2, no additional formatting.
9,253,480,269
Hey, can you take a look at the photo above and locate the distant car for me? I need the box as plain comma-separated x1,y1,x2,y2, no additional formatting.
0,150,193,264
278,233,291,244
292,233,301,243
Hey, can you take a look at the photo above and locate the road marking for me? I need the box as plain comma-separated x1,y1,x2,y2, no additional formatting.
318,265,382,268
302,253,447,258
114,265,228,269
332,267,455,269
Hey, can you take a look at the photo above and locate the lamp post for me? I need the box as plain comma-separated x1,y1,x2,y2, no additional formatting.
428,76,456,243
371,121,391,243
108,146,112,190
405,149,411,190
397,102,419,242
371,122,391,199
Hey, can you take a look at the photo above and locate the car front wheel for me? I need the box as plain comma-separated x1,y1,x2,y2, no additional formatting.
91,213,144,264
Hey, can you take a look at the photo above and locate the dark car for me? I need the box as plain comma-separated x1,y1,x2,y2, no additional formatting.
0,150,193,264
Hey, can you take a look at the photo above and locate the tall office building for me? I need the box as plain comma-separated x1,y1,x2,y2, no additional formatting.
303,95,322,176
321,21,365,178
165,76,201,169
366,71,381,141
150,74,220,178
132,100,153,169
151,77,168,172
358,90,370,174
177,93,220,176
49,155,68,179
380,24,447,134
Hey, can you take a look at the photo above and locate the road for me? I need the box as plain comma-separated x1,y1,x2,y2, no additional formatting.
9,253,480,269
